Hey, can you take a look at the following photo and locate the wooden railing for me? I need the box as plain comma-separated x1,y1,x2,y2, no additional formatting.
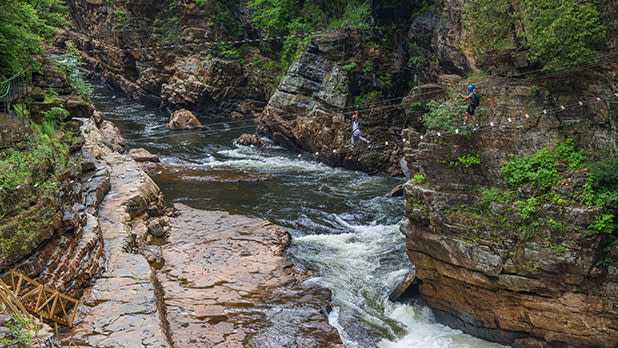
3,270,79,328
0,69,32,113
0,277,35,326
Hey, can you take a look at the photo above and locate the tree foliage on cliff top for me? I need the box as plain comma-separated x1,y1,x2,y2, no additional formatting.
0,0,68,79
464,0,606,71
247,0,371,68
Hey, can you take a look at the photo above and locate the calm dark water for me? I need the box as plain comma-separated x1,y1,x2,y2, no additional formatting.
91,83,505,348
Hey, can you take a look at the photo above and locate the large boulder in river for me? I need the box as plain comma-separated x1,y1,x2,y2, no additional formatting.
235,133,271,147
167,108,202,130
128,148,160,163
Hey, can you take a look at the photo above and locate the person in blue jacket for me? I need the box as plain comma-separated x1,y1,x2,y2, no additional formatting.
459,85,480,130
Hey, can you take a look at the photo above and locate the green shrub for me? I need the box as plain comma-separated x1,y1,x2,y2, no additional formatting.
585,214,615,238
457,151,481,167
464,0,605,71
501,148,558,191
419,99,466,134
195,0,205,7
328,0,371,29
342,62,357,71
555,139,584,170
481,188,504,207
354,91,382,106
58,49,92,96
0,0,68,79
0,315,35,348
585,154,618,209
411,173,426,184
113,9,127,22
39,107,68,136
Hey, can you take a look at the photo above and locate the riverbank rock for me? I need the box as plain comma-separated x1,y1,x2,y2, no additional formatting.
61,118,169,347
98,120,127,152
157,203,344,348
235,133,271,147
166,108,202,130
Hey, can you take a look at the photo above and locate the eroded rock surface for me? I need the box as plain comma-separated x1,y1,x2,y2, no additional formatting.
158,203,343,348
61,119,170,347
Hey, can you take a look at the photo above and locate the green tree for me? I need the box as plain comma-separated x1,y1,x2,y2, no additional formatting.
0,0,68,79
464,0,606,71
247,0,371,68
521,0,605,71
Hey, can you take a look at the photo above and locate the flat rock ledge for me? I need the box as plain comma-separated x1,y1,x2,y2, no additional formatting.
158,203,343,348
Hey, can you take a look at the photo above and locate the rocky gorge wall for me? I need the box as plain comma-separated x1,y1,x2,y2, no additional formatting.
59,0,474,175
256,1,471,175
2,59,341,346
399,66,618,347
54,1,618,346
61,0,274,117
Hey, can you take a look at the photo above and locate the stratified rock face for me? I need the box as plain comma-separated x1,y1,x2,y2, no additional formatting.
158,203,344,348
167,108,202,130
61,0,277,116
400,69,618,348
62,118,170,347
257,30,404,175
256,9,470,176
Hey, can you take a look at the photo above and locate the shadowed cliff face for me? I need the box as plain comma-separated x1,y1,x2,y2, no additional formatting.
61,0,276,117
399,69,618,347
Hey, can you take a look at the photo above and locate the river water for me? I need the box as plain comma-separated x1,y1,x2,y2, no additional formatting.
91,83,505,348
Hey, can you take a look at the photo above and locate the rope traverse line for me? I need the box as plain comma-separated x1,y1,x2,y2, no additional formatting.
1,91,615,191
68,29,326,54
123,90,617,143
125,69,618,141
123,91,447,142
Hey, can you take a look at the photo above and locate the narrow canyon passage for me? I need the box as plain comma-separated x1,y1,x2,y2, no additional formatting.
91,83,505,348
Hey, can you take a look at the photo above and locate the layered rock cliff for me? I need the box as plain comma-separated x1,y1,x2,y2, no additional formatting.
61,0,274,117
256,2,470,174
400,65,618,347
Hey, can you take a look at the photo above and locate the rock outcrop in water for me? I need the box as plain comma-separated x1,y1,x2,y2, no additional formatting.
166,108,202,130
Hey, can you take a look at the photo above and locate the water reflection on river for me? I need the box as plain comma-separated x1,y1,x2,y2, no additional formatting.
91,83,506,348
